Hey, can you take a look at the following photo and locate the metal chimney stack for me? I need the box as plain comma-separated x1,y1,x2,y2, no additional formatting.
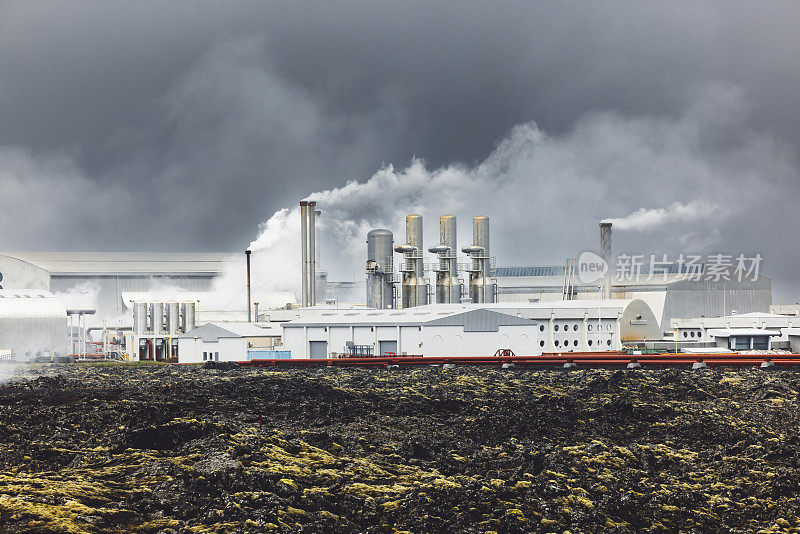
394,214,428,308
299,200,318,307
300,201,309,307
309,201,317,306
462,216,494,303
428,215,461,303
366,229,394,309
600,222,612,299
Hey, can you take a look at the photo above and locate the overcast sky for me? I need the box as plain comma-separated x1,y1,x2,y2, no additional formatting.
1,1,799,300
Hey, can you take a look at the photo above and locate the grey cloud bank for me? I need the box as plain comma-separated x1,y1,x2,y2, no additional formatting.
0,1,798,300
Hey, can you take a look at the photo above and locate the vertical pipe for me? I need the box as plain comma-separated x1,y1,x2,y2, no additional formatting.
300,201,308,307
254,302,259,322
246,249,252,322
309,201,317,306
600,222,612,299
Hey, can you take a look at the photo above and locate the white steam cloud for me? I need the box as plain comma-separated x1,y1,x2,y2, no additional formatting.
601,201,728,231
209,85,800,308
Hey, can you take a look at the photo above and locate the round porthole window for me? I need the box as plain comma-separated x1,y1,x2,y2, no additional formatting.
588,340,593,346
573,324,578,331
540,325,545,332
607,339,611,346
683,331,688,338
573,340,578,347
554,340,560,347
540,340,545,347
554,325,559,331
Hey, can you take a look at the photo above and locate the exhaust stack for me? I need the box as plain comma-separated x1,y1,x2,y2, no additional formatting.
462,216,494,303
600,222,612,299
428,215,461,303
394,214,428,308
299,200,319,307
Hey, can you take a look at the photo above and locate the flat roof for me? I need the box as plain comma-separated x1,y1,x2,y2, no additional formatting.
2,252,237,275
707,328,781,337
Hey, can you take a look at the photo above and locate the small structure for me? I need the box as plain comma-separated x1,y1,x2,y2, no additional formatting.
707,328,781,351
281,307,538,359
671,312,800,344
178,322,282,363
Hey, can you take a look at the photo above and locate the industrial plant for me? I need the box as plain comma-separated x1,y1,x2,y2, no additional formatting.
0,200,791,365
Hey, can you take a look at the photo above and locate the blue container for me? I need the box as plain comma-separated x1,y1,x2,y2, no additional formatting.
247,350,291,360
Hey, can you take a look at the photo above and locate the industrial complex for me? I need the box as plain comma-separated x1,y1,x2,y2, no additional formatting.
0,201,793,365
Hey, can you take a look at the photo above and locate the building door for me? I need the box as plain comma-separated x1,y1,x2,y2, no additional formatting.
379,340,397,356
309,341,327,359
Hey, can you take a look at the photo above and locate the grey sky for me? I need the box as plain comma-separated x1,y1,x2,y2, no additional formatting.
1,1,799,299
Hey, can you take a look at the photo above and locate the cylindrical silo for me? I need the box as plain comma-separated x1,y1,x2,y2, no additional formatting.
133,302,147,334
151,302,165,335
181,301,196,333
314,270,327,305
395,214,428,308
166,302,180,334
464,216,494,304
366,229,394,309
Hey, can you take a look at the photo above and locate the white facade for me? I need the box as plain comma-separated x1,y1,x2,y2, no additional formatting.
0,290,67,359
671,312,800,344
177,322,282,363
281,308,539,358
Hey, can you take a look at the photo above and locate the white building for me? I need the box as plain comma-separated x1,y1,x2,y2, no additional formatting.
0,290,67,359
178,322,283,363
281,307,539,359
671,312,800,345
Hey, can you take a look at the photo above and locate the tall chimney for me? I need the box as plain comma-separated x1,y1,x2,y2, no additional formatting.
300,201,308,307
600,222,612,299
246,249,252,322
309,201,317,306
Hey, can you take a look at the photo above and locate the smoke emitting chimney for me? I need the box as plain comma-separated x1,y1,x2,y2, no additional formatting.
600,222,612,299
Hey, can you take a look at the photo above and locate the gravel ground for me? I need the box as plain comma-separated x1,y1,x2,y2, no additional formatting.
1,362,800,533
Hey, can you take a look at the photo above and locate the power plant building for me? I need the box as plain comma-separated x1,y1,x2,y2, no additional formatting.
281,307,539,359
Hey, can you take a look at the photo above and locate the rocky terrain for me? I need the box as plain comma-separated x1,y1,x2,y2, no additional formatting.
1,362,800,533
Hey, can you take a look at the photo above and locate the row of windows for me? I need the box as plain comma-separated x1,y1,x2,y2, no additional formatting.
550,339,612,348
539,323,614,332
203,351,219,361
682,330,703,339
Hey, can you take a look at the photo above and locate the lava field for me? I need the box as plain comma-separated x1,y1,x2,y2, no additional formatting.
1,363,800,533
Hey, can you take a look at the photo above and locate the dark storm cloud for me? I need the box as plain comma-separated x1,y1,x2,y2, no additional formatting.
1,1,799,298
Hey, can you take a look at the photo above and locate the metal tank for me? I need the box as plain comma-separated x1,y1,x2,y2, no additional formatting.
133,302,147,334
151,302,165,335
462,216,495,303
166,302,180,334
366,229,394,309
394,215,428,308
428,215,461,303
181,301,196,333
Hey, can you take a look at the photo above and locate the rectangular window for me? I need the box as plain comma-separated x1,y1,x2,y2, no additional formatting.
752,336,769,350
203,351,207,361
733,337,750,350
215,352,219,361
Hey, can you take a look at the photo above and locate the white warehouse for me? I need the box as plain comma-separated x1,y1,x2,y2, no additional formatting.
281,308,539,358
178,322,283,363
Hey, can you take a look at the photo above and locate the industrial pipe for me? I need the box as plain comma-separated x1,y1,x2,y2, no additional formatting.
309,201,316,306
300,201,308,307
246,249,252,322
